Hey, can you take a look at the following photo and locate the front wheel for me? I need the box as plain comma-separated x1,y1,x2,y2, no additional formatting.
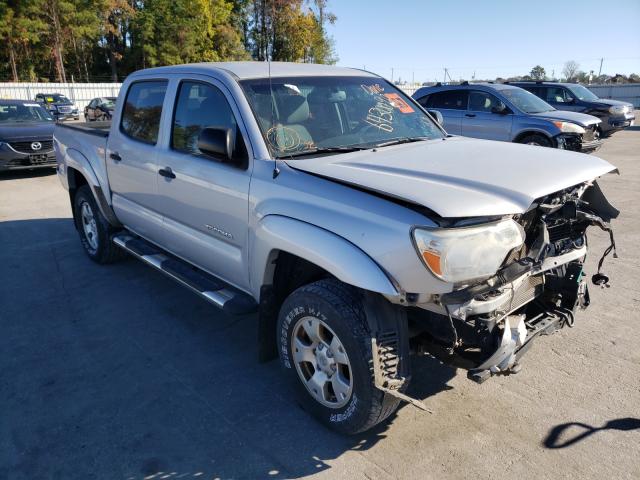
277,279,402,435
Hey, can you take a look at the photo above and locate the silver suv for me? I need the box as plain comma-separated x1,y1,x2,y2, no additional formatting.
55,63,618,434
413,83,603,152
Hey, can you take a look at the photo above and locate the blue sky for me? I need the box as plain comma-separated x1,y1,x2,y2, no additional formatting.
326,0,640,82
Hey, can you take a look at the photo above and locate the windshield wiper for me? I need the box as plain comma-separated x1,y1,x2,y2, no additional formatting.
371,136,429,148
277,145,369,158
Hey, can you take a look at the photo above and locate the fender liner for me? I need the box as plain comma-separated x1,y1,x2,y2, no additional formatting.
65,149,121,227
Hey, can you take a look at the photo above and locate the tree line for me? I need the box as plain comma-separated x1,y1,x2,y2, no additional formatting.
0,0,337,83
523,61,640,84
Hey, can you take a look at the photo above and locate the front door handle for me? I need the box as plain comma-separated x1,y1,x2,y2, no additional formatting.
110,152,122,161
158,167,176,179
465,113,476,118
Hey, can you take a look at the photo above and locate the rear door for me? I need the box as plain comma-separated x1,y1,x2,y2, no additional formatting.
461,90,513,141
416,90,467,135
154,76,252,291
106,80,168,242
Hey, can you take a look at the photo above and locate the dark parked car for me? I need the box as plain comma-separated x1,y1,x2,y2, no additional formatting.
84,97,116,121
0,100,56,171
35,93,80,121
509,81,635,136
413,83,603,152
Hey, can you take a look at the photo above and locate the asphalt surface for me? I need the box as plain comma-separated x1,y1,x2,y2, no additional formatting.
1,127,639,479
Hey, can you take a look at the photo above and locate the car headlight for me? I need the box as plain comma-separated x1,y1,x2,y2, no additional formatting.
553,121,585,134
608,105,628,115
412,219,525,283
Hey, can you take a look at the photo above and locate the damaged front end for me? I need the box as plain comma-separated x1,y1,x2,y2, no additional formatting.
410,181,619,383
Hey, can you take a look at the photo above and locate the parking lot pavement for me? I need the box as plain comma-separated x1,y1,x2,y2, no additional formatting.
1,127,639,480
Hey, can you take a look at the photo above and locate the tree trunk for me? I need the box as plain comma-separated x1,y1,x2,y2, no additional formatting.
9,41,18,82
49,2,67,83
108,32,118,82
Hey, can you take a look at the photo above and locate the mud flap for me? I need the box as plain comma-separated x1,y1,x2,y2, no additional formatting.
364,293,432,412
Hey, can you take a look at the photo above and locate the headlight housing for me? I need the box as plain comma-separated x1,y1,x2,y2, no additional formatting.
553,121,585,134
413,219,525,283
608,105,628,115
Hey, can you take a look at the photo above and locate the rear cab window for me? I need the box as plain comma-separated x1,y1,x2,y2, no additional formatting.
120,81,168,144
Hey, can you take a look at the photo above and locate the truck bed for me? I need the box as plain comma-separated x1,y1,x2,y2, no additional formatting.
57,121,111,138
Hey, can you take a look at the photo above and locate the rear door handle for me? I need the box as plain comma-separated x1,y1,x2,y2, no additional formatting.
110,152,122,161
158,167,176,179
465,113,476,118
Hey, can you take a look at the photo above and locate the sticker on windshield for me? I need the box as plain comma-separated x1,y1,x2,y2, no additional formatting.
46,97,54,102
23,103,40,107
361,84,395,133
384,93,414,113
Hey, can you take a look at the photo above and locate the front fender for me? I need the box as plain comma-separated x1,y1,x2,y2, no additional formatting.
252,215,399,298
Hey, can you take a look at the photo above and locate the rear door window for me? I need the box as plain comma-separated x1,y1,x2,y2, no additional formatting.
120,81,168,144
424,90,469,110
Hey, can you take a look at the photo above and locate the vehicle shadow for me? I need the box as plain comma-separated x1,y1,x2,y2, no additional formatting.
0,217,457,480
543,417,640,449
0,168,57,181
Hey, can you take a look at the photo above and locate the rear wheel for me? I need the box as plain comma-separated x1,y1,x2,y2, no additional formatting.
277,278,402,435
73,185,124,264
518,133,552,147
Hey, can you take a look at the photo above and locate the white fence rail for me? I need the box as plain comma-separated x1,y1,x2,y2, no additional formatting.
1,81,637,115
0,82,122,112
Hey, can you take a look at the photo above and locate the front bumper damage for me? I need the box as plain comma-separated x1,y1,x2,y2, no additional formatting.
410,181,619,384
556,129,602,153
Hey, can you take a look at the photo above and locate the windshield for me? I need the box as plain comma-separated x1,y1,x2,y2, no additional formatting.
240,76,444,158
102,97,116,108
0,103,54,123
500,88,555,114
44,94,71,104
566,84,599,101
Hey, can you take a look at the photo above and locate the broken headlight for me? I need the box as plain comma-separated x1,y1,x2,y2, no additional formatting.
553,121,585,134
413,219,525,283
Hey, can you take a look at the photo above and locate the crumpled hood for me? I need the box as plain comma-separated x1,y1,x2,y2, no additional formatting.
286,136,617,218
530,109,601,127
0,122,55,142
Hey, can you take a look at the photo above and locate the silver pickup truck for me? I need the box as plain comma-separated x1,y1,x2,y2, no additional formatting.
54,62,619,435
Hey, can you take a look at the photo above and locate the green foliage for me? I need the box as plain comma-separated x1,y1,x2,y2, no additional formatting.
529,65,546,81
0,0,336,82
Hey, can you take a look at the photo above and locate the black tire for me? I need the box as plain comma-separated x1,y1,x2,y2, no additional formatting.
277,278,402,435
73,185,124,264
518,133,552,148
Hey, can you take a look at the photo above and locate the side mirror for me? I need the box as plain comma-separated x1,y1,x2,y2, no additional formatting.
198,127,233,161
565,96,574,104
427,109,444,126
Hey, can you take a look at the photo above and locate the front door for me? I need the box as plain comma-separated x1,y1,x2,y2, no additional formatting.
106,80,168,242
461,90,513,141
543,86,582,112
155,78,252,291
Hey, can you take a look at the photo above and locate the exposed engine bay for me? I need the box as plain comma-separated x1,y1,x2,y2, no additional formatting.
409,181,619,382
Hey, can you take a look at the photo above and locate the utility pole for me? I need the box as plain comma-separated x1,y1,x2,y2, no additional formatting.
598,58,604,77
412,71,415,86
391,68,394,82
443,68,447,83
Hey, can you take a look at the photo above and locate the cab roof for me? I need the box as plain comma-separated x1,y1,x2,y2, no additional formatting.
129,61,378,80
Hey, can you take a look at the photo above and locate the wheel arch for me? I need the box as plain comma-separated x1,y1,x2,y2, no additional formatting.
65,150,120,228
513,129,554,144
253,215,400,362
